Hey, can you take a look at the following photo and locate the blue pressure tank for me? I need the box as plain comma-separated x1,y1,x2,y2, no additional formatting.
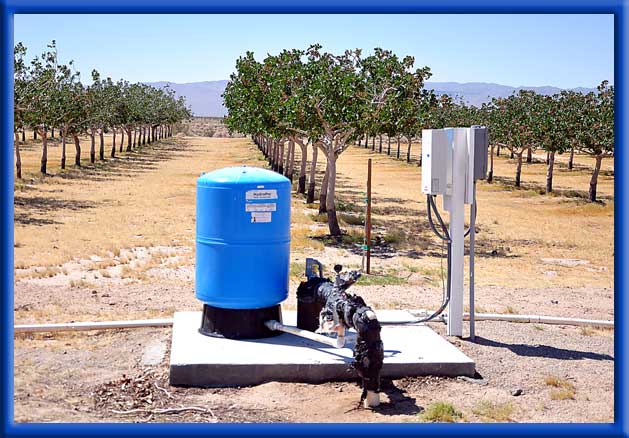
195,166,291,316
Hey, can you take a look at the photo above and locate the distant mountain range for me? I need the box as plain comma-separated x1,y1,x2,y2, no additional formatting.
147,80,229,118
426,82,595,107
146,80,595,117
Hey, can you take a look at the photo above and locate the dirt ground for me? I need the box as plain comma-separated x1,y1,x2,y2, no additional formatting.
13,135,614,423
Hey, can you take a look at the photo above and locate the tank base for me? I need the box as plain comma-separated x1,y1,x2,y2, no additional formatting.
199,304,282,339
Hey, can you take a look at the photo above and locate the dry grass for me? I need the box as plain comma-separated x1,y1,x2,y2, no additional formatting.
14,136,255,269
472,400,515,422
69,279,94,289
545,375,577,400
579,326,614,338
317,144,614,290
28,266,62,279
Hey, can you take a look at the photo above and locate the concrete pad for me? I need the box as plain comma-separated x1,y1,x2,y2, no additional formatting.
169,310,475,387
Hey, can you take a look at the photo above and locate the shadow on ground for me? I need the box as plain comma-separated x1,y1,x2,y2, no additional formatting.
372,380,423,416
470,336,614,361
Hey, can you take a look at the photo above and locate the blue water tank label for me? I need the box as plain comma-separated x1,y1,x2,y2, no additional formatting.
245,203,277,212
251,212,272,223
246,189,278,200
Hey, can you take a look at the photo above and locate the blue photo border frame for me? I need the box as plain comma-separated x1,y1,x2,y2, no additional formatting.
1,1,626,437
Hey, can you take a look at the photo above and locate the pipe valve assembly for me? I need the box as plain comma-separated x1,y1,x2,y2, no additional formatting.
296,259,384,408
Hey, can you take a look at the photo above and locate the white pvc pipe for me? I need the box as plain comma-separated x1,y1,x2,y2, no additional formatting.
14,318,174,333
265,320,343,348
463,313,614,328
13,311,614,335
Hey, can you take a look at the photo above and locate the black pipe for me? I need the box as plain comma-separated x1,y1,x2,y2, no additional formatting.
296,268,384,400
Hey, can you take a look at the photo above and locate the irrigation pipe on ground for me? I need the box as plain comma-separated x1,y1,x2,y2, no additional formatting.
13,312,613,334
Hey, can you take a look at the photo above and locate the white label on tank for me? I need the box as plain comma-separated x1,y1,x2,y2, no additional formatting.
246,203,277,212
251,212,272,223
246,189,277,200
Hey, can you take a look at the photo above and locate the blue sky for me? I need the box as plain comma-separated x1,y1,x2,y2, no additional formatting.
14,14,613,88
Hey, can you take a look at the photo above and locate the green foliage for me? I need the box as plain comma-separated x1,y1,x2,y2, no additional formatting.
223,45,433,236
420,401,463,422
356,272,408,286
14,40,192,141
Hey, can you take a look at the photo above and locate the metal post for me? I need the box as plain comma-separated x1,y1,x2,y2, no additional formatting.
366,159,372,274
469,181,476,341
445,128,467,337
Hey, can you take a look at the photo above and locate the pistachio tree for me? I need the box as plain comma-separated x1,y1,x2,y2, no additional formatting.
20,40,66,174
13,42,28,178
575,81,614,202
486,91,537,187
531,93,571,193
308,46,431,235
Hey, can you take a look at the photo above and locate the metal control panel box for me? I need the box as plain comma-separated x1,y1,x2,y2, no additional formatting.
421,129,450,195
470,126,488,180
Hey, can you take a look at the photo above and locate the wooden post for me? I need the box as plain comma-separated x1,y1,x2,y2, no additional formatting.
366,159,372,274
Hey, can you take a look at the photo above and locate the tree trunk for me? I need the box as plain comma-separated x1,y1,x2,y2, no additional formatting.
99,130,105,160
287,140,295,181
510,149,514,159
126,129,132,152
358,137,362,148
61,130,66,169
278,141,284,175
406,137,412,163
396,136,401,159
371,136,375,151
568,146,574,170
74,135,81,167
21,129,25,142
364,136,368,149
325,147,341,237
589,155,603,202
120,130,125,152
515,152,523,187
527,147,532,163
307,144,318,204
143,126,147,145
133,129,137,148
298,142,307,194
488,145,494,183
33,130,37,140
15,142,21,179
269,139,274,167
40,129,47,174
546,151,550,165
90,128,96,163
378,135,383,153
319,158,329,214
546,150,555,193
111,130,117,158
496,144,500,156
51,127,54,138
387,136,391,155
